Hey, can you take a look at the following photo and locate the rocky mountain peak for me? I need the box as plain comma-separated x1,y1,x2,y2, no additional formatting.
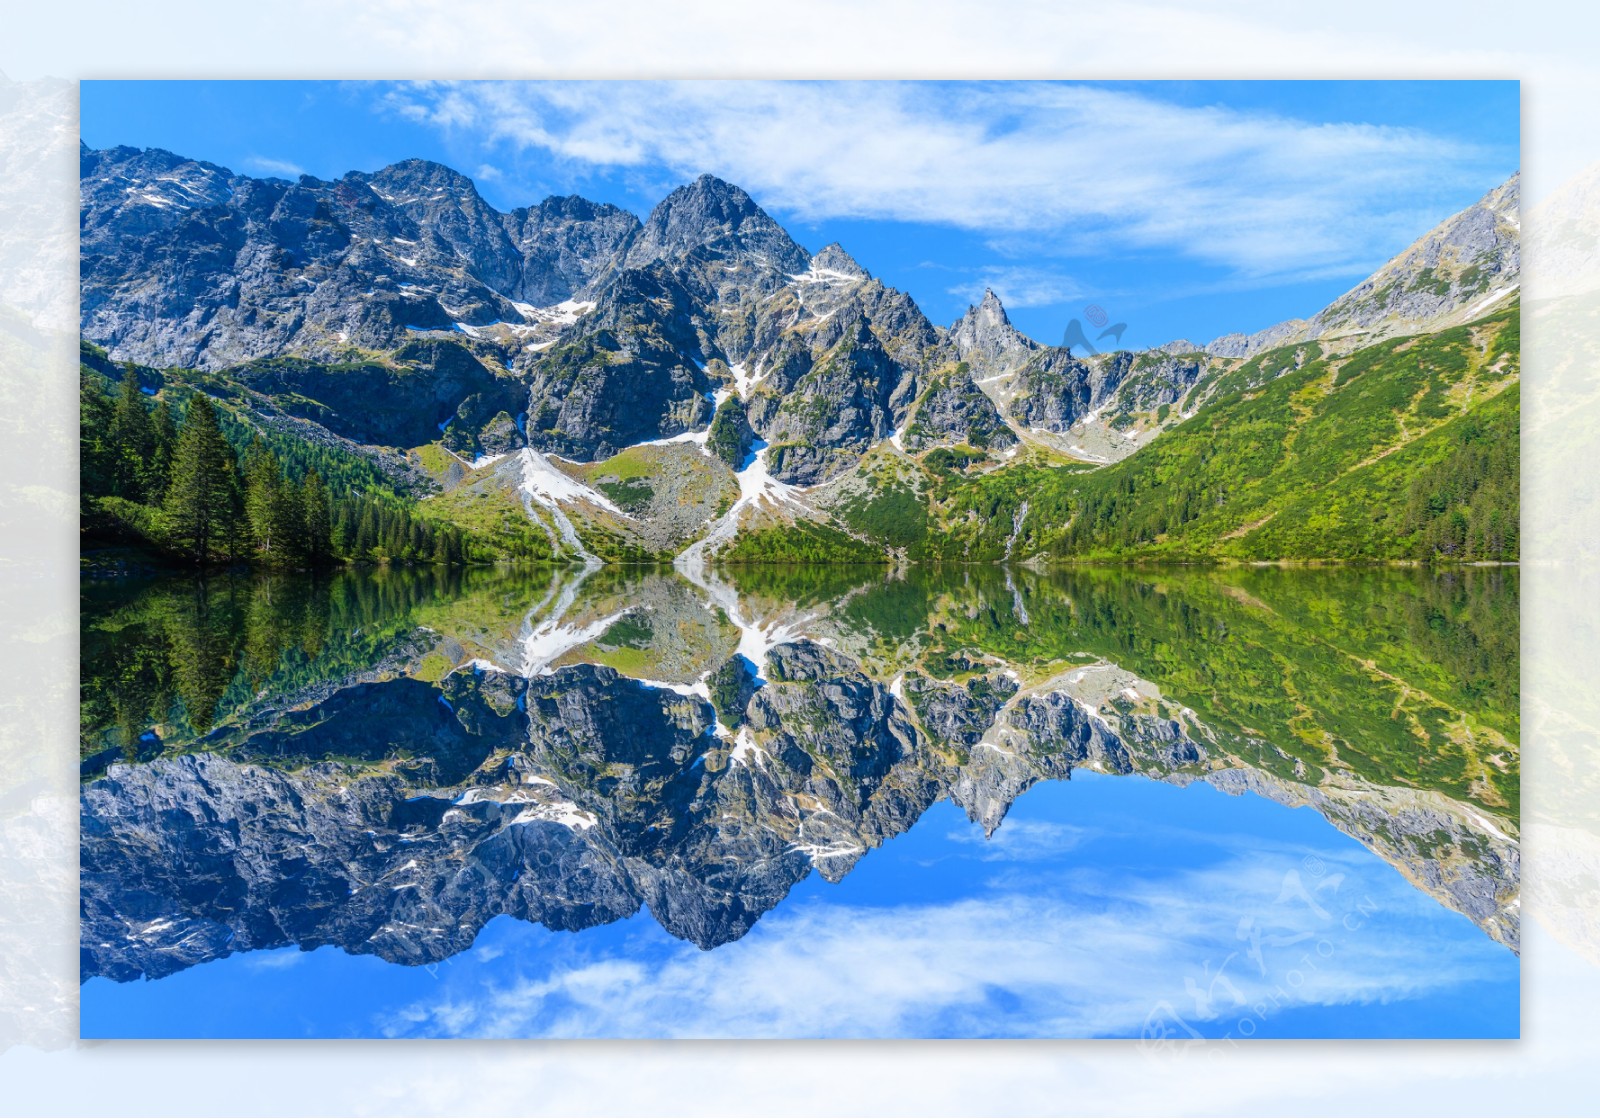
810,242,869,279
78,144,651,369
625,173,809,273
948,287,1037,377
364,157,486,204
521,193,635,226
976,287,1009,321
79,144,237,219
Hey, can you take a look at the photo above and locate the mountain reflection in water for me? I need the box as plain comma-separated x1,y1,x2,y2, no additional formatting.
79,562,1520,1031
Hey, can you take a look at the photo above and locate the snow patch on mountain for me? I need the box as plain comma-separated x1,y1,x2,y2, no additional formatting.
519,448,622,514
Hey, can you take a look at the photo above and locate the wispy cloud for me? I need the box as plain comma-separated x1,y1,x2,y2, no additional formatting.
244,155,306,178
944,817,1092,860
242,949,308,971
379,80,1504,280
948,265,1091,310
382,848,1507,1039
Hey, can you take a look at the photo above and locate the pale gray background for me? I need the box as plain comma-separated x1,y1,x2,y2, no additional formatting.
2,2,1596,1114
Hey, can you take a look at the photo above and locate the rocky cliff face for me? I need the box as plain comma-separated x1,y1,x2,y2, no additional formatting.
947,289,1038,379
902,368,1018,453
509,195,645,305
945,291,1206,454
521,264,717,459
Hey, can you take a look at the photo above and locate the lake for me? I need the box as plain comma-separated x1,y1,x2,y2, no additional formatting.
78,562,1520,1038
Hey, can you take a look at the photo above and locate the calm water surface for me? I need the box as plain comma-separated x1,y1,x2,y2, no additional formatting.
78,563,1520,1038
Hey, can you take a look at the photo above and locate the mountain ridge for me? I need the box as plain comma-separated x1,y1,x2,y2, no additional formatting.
78,145,1521,567
1208,174,1521,359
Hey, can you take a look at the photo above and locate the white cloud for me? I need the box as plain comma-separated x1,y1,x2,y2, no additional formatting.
948,265,1090,310
243,155,307,178
379,80,1508,280
242,949,308,971
944,817,1092,859
382,848,1509,1039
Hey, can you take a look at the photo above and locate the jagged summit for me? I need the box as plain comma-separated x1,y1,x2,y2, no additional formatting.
948,287,1037,378
975,287,1009,319
809,242,869,279
79,144,236,212
1149,338,1201,356
518,192,637,225
363,157,486,200
78,143,1521,497
624,173,809,273
78,143,645,368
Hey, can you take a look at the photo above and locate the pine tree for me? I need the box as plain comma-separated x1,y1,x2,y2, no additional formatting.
80,373,117,505
354,505,377,560
245,446,284,559
302,470,333,564
149,398,178,501
162,395,242,564
109,366,157,501
281,477,308,561
335,502,354,559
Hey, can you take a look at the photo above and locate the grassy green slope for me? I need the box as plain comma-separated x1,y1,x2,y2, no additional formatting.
826,564,1519,816
930,304,1519,563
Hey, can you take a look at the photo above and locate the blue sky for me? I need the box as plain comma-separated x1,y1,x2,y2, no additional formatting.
81,773,1518,1040
81,80,1519,349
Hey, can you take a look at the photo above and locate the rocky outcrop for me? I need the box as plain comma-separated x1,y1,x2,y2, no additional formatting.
903,670,1019,749
508,195,644,305
228,339,526,453
902,367,1019,452
947,289,1037,380
521,264,716,459
1007,349,1110,431
759,318,916,483
623,174,809,276
1103,352,1207,414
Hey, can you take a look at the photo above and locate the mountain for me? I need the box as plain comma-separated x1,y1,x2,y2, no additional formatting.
928,305,1519,562
78,147,1521,567
79,564,1520,981
623,173,810,273
1209,175,1521,358
948,288,1036,375
79,145,640,370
